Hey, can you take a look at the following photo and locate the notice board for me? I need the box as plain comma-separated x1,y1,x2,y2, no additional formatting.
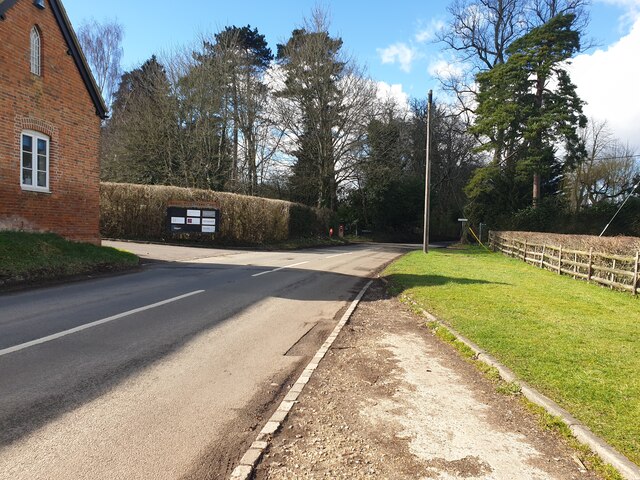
167,207,220,234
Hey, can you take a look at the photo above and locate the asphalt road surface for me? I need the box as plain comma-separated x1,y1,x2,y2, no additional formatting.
0,241,412,479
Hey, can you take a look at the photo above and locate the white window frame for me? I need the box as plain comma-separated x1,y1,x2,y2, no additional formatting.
30,26,41,76
20,130,50,193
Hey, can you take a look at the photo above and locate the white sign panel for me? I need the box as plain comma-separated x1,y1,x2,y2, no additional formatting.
187,217,201,225
202,210,216,218
202,218,216,226
187,209,201,217
171,217,185,224
202,226,216,233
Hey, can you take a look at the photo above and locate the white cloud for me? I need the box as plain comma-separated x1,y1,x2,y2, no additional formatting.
415,19,445,43
568,17,640,149
376,81,410,111
428,59,464,80
377,42,417,73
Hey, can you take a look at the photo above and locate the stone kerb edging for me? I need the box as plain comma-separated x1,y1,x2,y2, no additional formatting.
417,306,640,480
229,280,374,480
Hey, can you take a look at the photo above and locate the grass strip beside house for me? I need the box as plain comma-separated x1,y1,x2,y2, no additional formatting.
384,247,640,466
0,231,138,288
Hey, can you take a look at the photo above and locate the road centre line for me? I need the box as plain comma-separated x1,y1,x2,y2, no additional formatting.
326,252,354,259
0,290,205,357
252,261,309,277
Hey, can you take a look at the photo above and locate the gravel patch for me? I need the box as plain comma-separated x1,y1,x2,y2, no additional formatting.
254,280,601,480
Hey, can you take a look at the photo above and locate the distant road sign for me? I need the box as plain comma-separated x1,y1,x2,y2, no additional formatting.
458,218,468,222
167,207,220,234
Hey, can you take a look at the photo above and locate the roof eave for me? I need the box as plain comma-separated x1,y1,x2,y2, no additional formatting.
49,0,109,119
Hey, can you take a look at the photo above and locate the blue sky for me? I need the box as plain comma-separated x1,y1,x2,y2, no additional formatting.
62,0,640,147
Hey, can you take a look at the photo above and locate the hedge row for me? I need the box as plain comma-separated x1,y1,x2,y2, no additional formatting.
100,182,333,244
492,231,640,256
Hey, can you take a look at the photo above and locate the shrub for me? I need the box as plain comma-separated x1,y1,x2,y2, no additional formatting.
493,230,640,256
483,197,640,238
100,182,332,245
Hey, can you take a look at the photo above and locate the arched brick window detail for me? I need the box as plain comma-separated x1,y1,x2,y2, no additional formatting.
30,26,41,76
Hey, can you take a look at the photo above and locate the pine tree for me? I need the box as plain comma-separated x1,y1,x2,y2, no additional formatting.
468,14,587,222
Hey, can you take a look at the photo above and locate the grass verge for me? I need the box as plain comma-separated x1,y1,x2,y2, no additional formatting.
383,247,640,468
0,231,139,289
423,318,623,480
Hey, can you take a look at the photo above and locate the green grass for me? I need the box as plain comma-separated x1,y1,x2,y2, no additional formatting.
384,247,640,467
0,231,139,288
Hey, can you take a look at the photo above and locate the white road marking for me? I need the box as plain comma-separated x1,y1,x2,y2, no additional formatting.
252,261,310,277
0,290,205,357
326,252,354,259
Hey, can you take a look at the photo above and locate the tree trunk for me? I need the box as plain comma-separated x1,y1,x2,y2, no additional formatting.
533,172,541,208
232,74,239,183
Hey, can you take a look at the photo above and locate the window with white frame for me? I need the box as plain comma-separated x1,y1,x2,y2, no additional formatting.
30,27,41,75
21,131,50,192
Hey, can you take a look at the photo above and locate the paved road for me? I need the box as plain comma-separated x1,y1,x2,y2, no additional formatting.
0,241,413,479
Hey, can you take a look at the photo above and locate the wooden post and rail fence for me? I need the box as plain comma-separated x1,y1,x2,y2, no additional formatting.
489,232,640,295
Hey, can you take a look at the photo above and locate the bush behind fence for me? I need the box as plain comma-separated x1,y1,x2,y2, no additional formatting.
100,182,333,245
489,231,640,295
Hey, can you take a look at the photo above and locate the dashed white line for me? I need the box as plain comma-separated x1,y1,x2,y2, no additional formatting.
0,290,205,357
326,252,354,259
251,261,310,277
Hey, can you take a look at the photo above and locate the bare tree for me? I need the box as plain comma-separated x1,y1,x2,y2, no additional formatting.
77,19,124,110
566,118,639,210
273,8,377,210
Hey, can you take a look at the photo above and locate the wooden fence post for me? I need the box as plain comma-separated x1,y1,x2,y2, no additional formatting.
558,246,562,275
523,240,528,262
633,251,639,296
540,245,546,269
611,259,616,289
587,248,593,283
573,252,577,279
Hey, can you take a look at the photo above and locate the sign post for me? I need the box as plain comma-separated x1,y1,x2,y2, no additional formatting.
458,218,468,245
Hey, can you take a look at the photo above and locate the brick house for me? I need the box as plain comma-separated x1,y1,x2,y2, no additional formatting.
0,0,107,244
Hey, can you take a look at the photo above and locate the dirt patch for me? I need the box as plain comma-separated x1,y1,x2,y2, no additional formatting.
254,280,601,479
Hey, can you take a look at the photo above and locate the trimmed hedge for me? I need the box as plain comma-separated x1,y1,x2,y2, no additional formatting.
100,182,333,245
493,230,640,256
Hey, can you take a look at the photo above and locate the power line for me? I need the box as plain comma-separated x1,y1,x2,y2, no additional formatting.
599,180,640,237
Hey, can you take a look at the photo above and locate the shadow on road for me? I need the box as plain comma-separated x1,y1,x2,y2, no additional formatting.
0,249,410,449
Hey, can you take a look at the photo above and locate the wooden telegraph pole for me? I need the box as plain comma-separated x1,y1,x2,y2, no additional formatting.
423,90,433,254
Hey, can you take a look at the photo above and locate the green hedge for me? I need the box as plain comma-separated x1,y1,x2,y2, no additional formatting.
100,182,333,245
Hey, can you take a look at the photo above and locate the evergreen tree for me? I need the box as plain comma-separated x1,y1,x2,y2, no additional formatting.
468,14,587,223
276,26,345,209
102,56,177,184
212,26,273,191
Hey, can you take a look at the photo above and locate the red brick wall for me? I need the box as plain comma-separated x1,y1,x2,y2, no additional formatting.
0,0,101,244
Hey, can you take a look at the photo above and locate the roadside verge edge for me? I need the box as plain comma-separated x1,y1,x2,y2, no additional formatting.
410,300,640,480
229,280,374,480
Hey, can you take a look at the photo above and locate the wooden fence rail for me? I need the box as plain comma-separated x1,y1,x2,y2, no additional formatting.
489,232,640,295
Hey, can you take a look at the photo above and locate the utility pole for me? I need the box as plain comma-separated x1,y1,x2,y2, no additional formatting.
423,90,433,254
